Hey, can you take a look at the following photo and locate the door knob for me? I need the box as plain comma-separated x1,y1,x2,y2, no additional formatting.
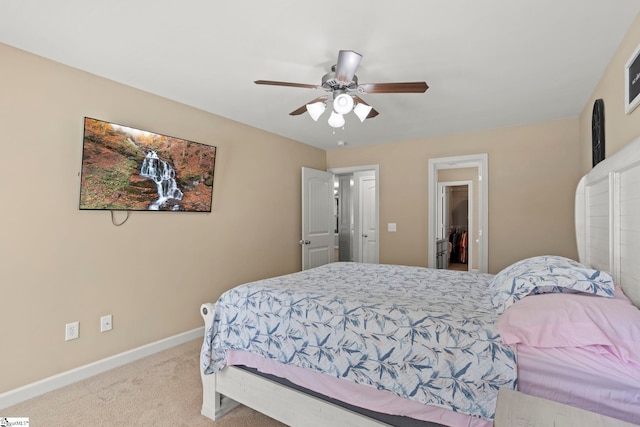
363,234,368,238
299,240,311,245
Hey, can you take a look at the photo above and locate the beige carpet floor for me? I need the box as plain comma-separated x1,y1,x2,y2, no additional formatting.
3,338,285,426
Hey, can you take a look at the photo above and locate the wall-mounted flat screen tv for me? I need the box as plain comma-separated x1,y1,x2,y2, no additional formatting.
79,117,216,212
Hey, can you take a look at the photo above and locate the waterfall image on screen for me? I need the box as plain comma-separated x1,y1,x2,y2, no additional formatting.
79,117,216,212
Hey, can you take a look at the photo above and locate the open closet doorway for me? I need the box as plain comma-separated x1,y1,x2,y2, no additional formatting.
437,182,472,271
329,166,379,265
428,154,488,273
301,165,379,270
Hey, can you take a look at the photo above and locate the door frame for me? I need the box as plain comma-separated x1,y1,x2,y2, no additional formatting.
328,165,379,264
428,154,488,272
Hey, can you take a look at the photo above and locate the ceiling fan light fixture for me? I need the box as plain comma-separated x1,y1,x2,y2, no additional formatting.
354,103,373,122
306,102,326,121
257,50,429,134
333,93,354,115
328,111,345,128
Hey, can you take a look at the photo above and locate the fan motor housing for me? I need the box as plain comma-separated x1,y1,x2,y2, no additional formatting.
321,70,358,92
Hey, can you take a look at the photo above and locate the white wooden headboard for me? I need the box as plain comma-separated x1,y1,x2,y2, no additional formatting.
576,135,640,308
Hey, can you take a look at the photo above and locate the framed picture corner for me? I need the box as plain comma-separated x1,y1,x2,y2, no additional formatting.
624,41,640,115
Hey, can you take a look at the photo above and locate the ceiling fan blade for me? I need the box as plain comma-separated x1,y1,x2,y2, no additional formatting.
289,96,328,116
255,80,319,89
353,96,379,119
358,82,429,94
334,50,362,84
367,108,379,119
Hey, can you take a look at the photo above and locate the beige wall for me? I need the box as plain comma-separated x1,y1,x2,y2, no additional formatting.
579,12,640,173
327,118,581,273
0,43,325,393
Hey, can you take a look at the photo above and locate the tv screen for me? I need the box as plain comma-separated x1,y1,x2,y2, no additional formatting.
79,117,216,212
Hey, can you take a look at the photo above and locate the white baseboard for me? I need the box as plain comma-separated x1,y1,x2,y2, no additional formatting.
0,326,204,410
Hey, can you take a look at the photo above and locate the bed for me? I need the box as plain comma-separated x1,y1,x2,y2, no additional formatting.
199,135,640,426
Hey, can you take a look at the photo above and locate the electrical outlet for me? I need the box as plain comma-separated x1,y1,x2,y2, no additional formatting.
100,314,113,332
65,321,79,341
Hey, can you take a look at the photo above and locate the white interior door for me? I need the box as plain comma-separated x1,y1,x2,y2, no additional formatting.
301,167,334,270
356,171,378,264
436,182,450,240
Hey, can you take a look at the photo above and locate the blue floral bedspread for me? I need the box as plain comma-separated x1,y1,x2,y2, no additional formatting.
201,262,517,420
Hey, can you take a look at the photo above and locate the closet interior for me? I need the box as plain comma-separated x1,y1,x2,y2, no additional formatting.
447,185,469,271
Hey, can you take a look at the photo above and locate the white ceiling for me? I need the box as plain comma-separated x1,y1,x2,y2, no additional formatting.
2,1,639,151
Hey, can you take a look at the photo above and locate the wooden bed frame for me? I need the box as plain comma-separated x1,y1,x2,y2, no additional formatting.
200,135,640,426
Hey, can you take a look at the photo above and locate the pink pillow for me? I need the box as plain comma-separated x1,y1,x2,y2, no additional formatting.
498,287,640,365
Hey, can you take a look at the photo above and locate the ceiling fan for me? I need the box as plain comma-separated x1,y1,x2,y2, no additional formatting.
255,50,429,128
